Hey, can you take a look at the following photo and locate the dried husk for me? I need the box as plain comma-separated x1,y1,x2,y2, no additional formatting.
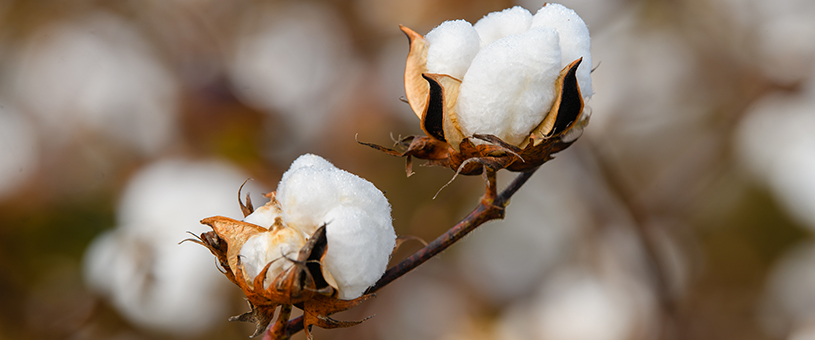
401,25,429,120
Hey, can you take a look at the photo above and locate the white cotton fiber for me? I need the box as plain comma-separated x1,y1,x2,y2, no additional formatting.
286,153,335,173
456,27,562,146
532,3,593,97
322,205,395,299
239,229,304,288
473,6,533,48
426,20,481,80
243,202,281,229
277,166,343,235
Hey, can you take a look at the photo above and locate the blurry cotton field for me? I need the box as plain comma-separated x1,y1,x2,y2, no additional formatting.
0,1,814,340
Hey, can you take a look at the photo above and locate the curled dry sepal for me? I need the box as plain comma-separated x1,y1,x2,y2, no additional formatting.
185,154,396,339
361,4,592,178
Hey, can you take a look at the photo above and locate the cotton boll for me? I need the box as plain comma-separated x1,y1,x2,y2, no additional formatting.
473,6,533,47
532,3,594,97
761,242,815,336
457,27,562,145
15,12,178,154
322,205,395,299
425,20,481,80
735,88,815,230
535,269,645,340
239,228,305,288
244,154,394,299
770,145,815,231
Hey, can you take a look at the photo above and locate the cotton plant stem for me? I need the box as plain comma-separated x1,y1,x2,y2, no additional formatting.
281,167,540,338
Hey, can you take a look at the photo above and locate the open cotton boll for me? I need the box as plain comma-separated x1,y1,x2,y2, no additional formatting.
239,227,306,288
456,26,562,146
425,20,481,80
473,6,533,48
322,205,395,299
532,3,593,97
273,154,394,299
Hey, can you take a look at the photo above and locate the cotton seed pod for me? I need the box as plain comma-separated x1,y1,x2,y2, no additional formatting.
188,154,395,338
362,3,592,176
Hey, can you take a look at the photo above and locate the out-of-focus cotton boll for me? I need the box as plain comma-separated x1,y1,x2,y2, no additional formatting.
751,0,815,83
262,154,395,299
589,12,700,134
789,326,815,340
473,6,533,47
13,12,178,155
496,268,651,340
375,269,471,340
456,160,587,303
735,84,815,231
760,242,815,337
0,106,38,199
83,159,264,335
587,11,710,181
229,3,359,150
700,0,815,83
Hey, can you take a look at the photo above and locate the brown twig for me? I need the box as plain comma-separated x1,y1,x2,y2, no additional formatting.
280,167,541,338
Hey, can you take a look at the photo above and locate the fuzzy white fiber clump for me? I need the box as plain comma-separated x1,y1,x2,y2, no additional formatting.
425,3,592,146
240,154,395,299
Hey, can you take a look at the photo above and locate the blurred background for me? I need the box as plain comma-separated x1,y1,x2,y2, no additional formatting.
0,0,814,339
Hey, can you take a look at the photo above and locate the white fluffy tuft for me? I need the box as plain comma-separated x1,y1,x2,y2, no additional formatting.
532,3,593,97
425,20,481,80
457,27,562,145
323,205,395,299
239,229,303,288
243,202,280,229
473,6,533,48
